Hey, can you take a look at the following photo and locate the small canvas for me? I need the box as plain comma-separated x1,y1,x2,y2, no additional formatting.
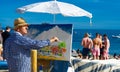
26,24,73,61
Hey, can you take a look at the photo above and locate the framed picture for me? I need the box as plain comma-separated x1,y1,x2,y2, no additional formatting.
27,24,73,61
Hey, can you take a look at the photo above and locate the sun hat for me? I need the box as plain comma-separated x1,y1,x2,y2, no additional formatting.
14,17,28,29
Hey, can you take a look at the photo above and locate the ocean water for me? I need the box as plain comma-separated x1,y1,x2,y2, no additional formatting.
2,27,120,55
72,29,120,55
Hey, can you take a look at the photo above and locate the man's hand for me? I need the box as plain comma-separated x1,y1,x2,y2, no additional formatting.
50,37,59,43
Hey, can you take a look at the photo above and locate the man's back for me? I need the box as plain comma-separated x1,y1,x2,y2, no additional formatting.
81,37,92,48
93,38,102,48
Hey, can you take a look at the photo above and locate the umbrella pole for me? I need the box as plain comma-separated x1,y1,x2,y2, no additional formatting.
90,18,92,26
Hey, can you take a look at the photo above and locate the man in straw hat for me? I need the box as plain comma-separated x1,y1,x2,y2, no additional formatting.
4,17,59,72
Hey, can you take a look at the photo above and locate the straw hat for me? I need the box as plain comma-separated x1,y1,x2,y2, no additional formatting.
14,17,28,29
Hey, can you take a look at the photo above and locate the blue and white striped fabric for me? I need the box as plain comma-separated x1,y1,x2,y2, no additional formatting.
4,31,50,72
72,58,120,72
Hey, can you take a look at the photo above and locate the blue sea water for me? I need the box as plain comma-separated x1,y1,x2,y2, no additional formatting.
72,29,120,55
2,27,120,55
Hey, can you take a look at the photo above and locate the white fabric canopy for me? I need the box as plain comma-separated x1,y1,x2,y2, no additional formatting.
17,1,92,18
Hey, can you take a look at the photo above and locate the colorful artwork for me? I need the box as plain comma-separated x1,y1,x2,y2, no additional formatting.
26,24,73,61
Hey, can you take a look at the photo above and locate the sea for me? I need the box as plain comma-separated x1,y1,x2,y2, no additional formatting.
2,27,120,55
72,29,120,55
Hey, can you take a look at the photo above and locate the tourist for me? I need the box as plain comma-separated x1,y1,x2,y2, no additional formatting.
99,35,104,60
103,34,110,60
81,33,93,59
0,30,3,60
76,49,82,58
0,30,3,44
2,26,11,45
1,26,11,60
92,33,102,60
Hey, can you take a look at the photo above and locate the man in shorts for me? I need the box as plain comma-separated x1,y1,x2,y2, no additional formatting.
103,34,110,60
81,33,93,59
93,33,102,60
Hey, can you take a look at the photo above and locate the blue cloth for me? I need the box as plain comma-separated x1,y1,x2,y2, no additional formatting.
0,61,8,69
4,31,50,72
51,61,69,72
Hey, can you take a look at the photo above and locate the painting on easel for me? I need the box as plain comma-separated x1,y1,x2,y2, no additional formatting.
26,24,73,61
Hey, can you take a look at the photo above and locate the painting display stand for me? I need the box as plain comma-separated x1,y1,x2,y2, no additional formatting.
29,24,73,72
37,59,54,72
31,50,54,72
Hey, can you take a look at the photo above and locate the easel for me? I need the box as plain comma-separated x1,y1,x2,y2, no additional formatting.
37,59,54,72
31,50,54,72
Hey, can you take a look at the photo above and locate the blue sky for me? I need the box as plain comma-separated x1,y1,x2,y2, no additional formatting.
0,0,120,29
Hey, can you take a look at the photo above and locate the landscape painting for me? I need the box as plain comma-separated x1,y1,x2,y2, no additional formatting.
26,24,73,61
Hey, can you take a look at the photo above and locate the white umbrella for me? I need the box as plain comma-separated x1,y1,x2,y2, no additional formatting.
17,0,92,23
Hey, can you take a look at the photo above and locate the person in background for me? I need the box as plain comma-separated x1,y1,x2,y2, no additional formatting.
99,35,104,60
103,34,110,60
92,33,102,60
76,49,82,58
2,26,11,45
113,53,118,59
0,30,3,60
81,33,93,59
1,26,11,60
0,30,3,44
4,17,59,72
